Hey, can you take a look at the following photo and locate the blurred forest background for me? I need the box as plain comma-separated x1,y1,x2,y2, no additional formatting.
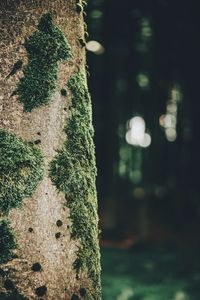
86,0,200,299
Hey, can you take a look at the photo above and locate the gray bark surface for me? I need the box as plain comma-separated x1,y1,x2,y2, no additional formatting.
0,1,95,299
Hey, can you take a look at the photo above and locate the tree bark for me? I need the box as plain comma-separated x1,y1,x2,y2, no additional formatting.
0,1,101,299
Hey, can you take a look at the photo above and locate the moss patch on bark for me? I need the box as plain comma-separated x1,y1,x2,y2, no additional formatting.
0,130,44,214
49,72,101,299
0,271,27,298
0,219,16,264
0,294,27,300
17,13,71,112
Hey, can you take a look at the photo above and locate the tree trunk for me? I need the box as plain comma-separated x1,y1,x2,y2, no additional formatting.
0,1,101,299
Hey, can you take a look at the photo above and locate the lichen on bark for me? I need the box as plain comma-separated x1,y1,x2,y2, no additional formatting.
49,72,101,299
0,129,44,214
17,12,71,112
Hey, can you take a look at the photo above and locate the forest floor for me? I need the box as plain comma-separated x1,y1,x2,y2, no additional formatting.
101,247,200,300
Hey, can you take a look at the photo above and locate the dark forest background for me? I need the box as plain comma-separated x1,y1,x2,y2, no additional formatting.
86,0,200,250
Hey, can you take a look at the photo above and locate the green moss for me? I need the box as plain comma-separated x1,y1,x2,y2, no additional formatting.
17,13,71,112
0,270,28,298
0,274,27,299
0,293,27,300
49,72,101,299
0,130,44,214
0,219,17,264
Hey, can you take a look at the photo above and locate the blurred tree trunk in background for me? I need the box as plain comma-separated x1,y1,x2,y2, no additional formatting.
0,0,101,299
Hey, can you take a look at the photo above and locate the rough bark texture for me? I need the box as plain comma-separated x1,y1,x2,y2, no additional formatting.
0,1,101,299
